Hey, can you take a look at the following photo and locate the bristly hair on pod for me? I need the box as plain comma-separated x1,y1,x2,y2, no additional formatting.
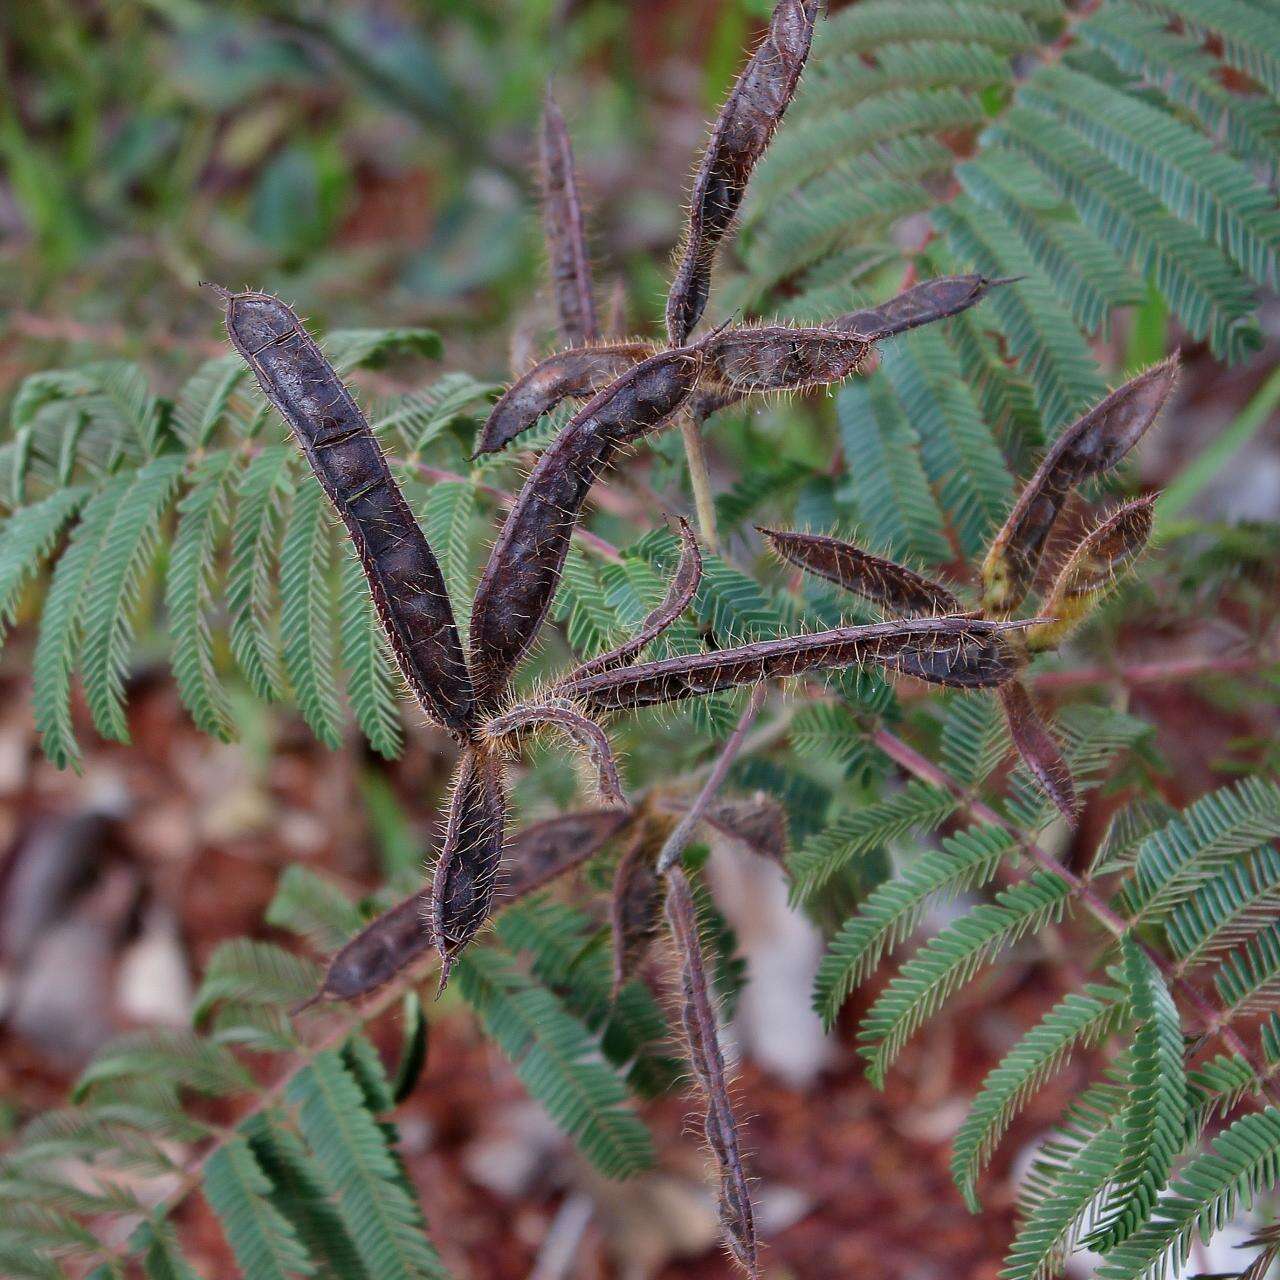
664,865,760,1276
482,696,628,807
833,274,1018,341
981,358,1178,617
665,0,822,346
609,806,673,996
299,806,633,1010
540,87,600,348
213,286,478,743
428,745,508,993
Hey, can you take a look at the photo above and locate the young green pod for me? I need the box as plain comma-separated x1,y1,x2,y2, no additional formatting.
666,0,821,345
483,700,627,807
301,806,633,1008
473,342,653,458
760,526,961,617
665,866,759,1276
981,359,1177,616
1024,496,1156,653
998,680,1079,827
469,346,704,710
214,287,476,740
569,517,702,679
540,89,599,346
429,747,508,991
834,274,1013,341
561,616,1035,711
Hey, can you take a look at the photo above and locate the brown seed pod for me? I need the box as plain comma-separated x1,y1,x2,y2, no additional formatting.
1025,495,1157,653
701,795,790,867
214,287,476,741
981,359,1177,616
834,274,1013,341
666,0,821,345
540,89,599,347
473,342,653,458
469,346,705,710
998,680,1079,827
302,806,633,1009
701,324,869,395
429,747,508,991
562,617,1035,711
609,811,670,996
483,700,627,807
569,517,703,680
760,526,961,617
665,867,758,1276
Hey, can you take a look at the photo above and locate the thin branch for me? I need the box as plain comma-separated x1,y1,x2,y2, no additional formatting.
657,684,768,873
680,411,722,555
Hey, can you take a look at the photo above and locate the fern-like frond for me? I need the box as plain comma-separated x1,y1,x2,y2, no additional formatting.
279,477,341,748
202,1136,317,1280
455,946,653,1178
1124,777,1280,918
286,1051,449,1280
338,549,404,759
1095,1107,1280,1280
859,871,1073,1087
813,824,1014,1028
173,355,249,450
0,485,89,633
1135,0,1280,98
226,445,293,702
192,940,321,1025
952,981,1127,1212
1086,940,1187,1250
940,695,1011,789
421,478,475,625
1213,920,1280,1018
790,779,961,904
836,379,952,565
74,1031,253,1101
166,451,236,741
1165,842,1280,966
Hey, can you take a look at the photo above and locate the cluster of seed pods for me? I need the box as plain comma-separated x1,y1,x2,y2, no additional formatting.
763,356,1177,826
214,1,1178,1268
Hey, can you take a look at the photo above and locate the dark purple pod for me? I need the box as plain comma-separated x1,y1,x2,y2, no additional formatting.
302,806,632,1008
701,324,869,394
473,342,653,458
561,616,1035,711
484,701,627,807
541,90,600,347
215,288,476,741
429,747,508,991
665,867,758,1276
609,812,667,995
981,359,1177,615
569,517,702,679
760,526,961,617
834,274,1012,341
998,680,1079,827
469,346,705,710
666,0,821,345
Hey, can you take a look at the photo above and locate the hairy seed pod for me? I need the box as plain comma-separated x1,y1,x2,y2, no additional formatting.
541,89,599,346
998,680,1079,827
302,807,632,1008
981,359,1177,616
834,274,1013,341
570,517,702,679
1025,496,1156,653
214,287,476,740
562,617,1035,711
470,346,705,709
666,0,821,345
484,701,627,806
430,747,508,991
473,342,654,458
610,811,669,995
760,526,960,616
665,867,758,1276
701,795,790,867
701,324,869,394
